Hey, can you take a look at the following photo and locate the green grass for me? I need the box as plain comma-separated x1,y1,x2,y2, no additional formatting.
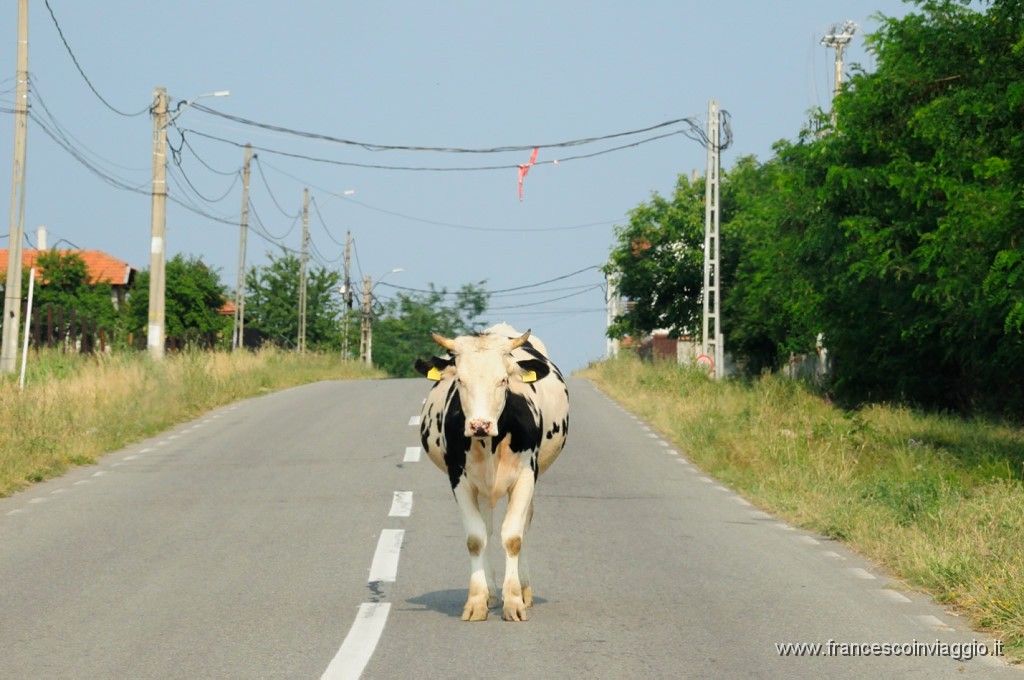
578,356,1024,662
0,348,385,497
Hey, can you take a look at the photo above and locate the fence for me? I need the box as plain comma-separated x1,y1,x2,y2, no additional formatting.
26,303,112,354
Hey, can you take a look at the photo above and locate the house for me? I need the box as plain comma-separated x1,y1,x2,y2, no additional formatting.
0,248,138,309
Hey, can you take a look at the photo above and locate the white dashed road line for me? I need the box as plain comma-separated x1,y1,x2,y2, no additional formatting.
403,446,421,463
368,529,405,583
321,603,392,680
388,492,413,518
408,416,420,426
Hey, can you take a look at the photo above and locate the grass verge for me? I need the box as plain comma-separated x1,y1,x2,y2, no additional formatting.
578,356,1024,662
0,348,385,497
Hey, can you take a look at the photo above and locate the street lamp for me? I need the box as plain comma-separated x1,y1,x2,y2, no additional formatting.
360,268,403,367
147,88,229,360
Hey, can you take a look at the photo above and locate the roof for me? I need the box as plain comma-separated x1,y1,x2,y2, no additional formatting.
0,249,137,286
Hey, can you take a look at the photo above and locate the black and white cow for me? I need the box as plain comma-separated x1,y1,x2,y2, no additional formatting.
414,323,569,622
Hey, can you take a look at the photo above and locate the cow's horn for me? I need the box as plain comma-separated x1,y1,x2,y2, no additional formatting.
431,332,457,351
510,329,531,349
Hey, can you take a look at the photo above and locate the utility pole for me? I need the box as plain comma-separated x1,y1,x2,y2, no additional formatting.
341,230,353,360
1,0,29,375
232,144,252,351
359,275,372,367
605,271,620,359
821,21,857,128
146,87,168,360
701,99,723,379
297,188,309,352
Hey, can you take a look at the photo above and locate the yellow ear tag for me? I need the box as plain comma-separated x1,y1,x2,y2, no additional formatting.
522,370,538,383
426,367,442,381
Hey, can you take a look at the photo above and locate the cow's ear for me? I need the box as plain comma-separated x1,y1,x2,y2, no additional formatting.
515,358,550,383
414,356,454,380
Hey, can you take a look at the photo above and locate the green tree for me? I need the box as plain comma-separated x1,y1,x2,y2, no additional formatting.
804,0,1024,410
244,250,342,349
27,250,119,327
128,254,230,347
371,283,489,377
602,174,708,342
2,250,121,341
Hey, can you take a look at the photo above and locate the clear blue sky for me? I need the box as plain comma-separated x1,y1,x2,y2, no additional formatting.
0,0,913,372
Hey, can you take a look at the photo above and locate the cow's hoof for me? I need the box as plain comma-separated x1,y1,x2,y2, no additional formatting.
487,593,500,609
461,600,489,621
522,586,534,608
502,598,529,622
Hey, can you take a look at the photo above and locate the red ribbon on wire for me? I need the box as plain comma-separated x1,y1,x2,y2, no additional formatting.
518,147,539,201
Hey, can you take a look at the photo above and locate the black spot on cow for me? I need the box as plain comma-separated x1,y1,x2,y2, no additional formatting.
496,391,543,455
442,390,470,492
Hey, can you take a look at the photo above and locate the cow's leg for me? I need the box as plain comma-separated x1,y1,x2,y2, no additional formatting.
477,493,499,609
454,483,490,621
520,498,535,608
500,473,536,622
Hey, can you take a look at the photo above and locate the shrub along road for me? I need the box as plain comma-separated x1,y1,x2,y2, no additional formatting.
0,378,1015,677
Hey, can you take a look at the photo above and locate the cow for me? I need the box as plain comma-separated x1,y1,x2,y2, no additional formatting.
414,323,569,622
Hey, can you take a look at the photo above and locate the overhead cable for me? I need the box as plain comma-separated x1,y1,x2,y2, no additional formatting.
43,0,149,117
188,107,704,154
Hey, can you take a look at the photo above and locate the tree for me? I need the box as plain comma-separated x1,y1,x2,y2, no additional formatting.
128,254,230,347
24,250,119,325
802,0,1024,410
371,283,490,377
602,174,707,341
243,250,342,349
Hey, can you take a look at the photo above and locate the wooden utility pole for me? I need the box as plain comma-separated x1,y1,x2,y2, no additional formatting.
701,99,723,379
297,188,309,352
341,230,353,360
232,144,252,351
1,0,29,374
146,87,168,360
359,275,372,367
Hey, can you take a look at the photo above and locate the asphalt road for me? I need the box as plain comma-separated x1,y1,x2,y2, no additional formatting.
0,377,1016,679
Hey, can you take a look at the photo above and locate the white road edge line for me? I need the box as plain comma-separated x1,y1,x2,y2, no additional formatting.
403,446,422,463
321,602,391,680
368,529,405,582
389,492,413,518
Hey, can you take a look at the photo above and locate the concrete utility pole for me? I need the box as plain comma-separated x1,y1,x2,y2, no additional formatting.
297,188,309,352
359,275,372,367
605,271,621,359
1,0,30,375
701,99,723,380
821,20,857,128
232,144,252,351
341,230,353,360
146,87,169,360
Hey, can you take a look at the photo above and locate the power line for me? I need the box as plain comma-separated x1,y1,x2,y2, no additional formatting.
255,158,622,233
189,107,704,154
377,265,601,297
309,196,348,247
42,0,149,117
485,284,603,311
340,195,622,233
180,125,716,172
252,157,302,219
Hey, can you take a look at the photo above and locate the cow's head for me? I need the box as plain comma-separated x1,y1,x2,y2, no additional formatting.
419,328,548,438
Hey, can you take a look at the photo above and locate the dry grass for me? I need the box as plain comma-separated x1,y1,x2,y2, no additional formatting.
579,355,1024,661
0,348,384,497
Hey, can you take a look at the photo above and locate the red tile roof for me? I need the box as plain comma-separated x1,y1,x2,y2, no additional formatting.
0,249,136,286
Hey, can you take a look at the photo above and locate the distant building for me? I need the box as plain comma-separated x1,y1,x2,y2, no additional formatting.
0,249,138,309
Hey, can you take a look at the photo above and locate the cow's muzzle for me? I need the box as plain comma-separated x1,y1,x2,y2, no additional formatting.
467,418,497,438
